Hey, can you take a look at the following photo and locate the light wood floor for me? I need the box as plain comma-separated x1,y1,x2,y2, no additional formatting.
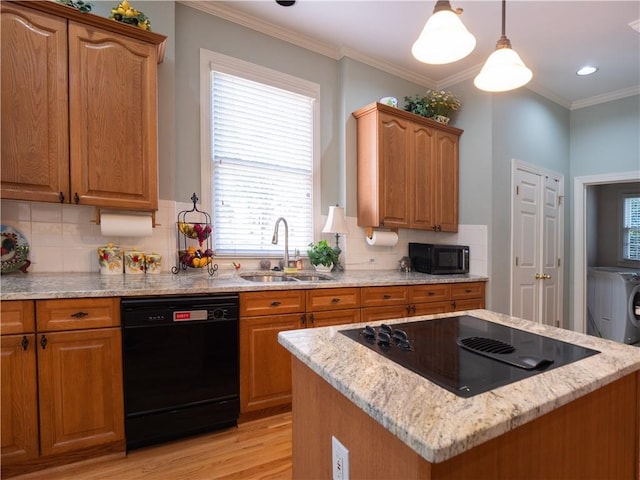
15,413,292,480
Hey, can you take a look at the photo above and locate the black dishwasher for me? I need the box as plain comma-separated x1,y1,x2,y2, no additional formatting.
121,294,239,450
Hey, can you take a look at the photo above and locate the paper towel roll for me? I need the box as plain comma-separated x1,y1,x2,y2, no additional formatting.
100,213,153,238
366,230,398,247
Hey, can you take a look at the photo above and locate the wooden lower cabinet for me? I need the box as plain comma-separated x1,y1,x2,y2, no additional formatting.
0,299,124,479
1,333,39,467
240,312,303,414
240,288,362,415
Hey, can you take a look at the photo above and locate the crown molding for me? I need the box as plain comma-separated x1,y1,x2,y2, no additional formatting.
180,1,338,59
571,85,640,110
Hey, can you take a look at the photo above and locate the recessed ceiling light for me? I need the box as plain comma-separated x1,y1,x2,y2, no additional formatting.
576,66,598,76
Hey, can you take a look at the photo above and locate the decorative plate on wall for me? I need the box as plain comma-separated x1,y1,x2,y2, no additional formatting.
1,225,31,274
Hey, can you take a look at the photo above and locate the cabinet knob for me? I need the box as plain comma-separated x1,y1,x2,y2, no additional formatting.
58,192,65,203
40,335,47,350
21,336,29,351
309,313,314,324
331,298,341,304
73,192,80,204
383,294,391,300
410,305,416,313
427,291,435,296
270,301,281,307
71,311,89,318
301,314,306,326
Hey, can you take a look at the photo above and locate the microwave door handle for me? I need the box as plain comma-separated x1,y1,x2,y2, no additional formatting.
462,249,469,272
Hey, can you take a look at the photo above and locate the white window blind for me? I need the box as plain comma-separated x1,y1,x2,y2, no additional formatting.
623,195,640,261
211,71,314,256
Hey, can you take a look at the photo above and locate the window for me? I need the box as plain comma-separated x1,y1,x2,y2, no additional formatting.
200,50,319,257
622,194,640,262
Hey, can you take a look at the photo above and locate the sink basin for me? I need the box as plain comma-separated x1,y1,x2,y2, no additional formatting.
240,273,333,283
289,274,332,282
240,275,296,282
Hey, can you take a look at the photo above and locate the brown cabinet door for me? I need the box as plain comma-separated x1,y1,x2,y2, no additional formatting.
0,4,69,203
36,298,120,332
306,288,360,312
68,22,158,210
413,301,451,316
411,124,436,229
1,334,38,468
433,131,459,232
1,300,35,335
37,328,124,457
308,309,361,328
240,313,303,413
453,298,486,312
379,113,411,227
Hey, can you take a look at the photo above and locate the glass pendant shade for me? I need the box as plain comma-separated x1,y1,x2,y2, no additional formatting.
473,44,533,92
412,8,476,64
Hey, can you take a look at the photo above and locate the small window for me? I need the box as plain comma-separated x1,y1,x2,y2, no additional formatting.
622,194,640,262
200,51,319,257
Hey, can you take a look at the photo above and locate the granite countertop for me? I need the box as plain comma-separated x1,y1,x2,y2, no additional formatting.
0,270,487,300
278,309,640,464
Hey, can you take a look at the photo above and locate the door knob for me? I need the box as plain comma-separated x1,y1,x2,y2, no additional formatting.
543,274,551,279
535,273,543,279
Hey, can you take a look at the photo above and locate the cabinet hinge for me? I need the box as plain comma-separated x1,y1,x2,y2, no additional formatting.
558,195,564,205
516,185,519,195
515,256,519,266
558,258,561,267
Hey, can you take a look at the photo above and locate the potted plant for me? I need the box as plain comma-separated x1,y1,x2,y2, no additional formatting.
403,89,461,125
307,240,339,273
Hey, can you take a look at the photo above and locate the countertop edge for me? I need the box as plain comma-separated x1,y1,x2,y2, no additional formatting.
0,271,488,300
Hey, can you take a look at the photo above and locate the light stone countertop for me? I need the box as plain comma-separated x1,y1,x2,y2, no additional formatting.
278,309,640,464
0,270,487,300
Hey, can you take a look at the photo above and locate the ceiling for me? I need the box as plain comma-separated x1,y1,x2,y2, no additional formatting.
184,1,640,110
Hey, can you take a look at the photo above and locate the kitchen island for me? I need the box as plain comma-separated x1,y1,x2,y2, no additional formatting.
279,309,640,479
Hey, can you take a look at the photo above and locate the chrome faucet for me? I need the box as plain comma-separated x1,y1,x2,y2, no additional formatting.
272,217,289,269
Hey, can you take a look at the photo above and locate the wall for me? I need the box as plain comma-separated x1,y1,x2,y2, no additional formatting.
592,182,640,267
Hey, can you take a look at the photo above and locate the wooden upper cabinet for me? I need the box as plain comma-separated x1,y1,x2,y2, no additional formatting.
0,3,70,203
0,1,166,211
68,22,158,210
353,102,463,232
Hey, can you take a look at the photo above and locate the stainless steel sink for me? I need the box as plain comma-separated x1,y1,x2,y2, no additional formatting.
289,274,332,282
240,275,296,282
240,273,333,283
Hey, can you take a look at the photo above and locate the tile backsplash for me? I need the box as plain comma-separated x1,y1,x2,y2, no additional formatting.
1,199,487,276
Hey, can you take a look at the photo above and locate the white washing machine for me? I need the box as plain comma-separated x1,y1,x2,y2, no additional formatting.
587,267,640,345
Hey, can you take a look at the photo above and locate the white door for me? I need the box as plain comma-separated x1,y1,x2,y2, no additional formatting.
511,161,564,326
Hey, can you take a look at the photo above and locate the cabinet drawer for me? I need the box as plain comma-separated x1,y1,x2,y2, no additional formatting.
409,284,451,303
1,300,35,335
360,286,409,307
451,282,485,300
413,301,451,316
306,288,360,312
36,298,120,332
308,309,361,328
453,298,485,311
240,290,305,317
361,305,408,323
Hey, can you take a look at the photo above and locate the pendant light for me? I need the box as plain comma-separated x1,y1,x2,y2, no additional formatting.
412,1,476,65
474,0,532,92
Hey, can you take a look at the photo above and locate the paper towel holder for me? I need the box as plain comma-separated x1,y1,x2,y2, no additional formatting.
94,208,158,228
366,226,397,239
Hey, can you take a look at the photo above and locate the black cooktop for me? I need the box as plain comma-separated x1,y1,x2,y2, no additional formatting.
340,315,599,398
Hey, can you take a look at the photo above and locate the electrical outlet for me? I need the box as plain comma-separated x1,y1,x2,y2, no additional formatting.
332,436,349,480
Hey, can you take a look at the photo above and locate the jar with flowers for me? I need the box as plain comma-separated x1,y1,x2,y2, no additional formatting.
403,89,461,125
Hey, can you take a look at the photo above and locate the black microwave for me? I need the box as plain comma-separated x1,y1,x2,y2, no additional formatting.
409,243,469,275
